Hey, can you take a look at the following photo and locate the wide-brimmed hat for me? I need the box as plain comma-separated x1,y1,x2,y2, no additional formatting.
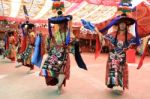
49,15,72,24
115,14,135,25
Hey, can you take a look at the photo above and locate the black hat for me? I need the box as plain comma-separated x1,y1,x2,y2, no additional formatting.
115,14,135,25
21,22,35,29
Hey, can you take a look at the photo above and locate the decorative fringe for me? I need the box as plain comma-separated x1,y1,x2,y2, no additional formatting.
48,19,53,39
74,41,87,70
66,28,70,45
31,34,43,68
19,36,27,53
107,77,116,88
95,36,101,59
137,39,149,69
40,69,56,78
135,21,141,46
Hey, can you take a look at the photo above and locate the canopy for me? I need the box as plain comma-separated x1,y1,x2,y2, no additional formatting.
1,0,149,24
0,0,150,37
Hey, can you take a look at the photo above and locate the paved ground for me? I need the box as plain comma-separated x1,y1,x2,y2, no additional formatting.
0,53,150,99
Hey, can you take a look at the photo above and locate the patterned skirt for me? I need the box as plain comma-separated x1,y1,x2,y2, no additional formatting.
17,45,34,69
105,50,128,90
40,46,70,86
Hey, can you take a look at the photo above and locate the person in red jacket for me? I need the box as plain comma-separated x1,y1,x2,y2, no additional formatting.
4,30,16,61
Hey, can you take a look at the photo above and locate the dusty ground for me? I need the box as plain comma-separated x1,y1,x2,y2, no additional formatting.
0,53,150,99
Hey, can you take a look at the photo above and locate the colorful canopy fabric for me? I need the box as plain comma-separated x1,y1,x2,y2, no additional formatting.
66,0,120,5
0,0,150,37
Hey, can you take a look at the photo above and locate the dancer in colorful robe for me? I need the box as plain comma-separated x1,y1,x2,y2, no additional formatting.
39,10,87,94
81,0,141,91
102,15,139,90
16,22,35,72
99,1,141,90
15,5,36,73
